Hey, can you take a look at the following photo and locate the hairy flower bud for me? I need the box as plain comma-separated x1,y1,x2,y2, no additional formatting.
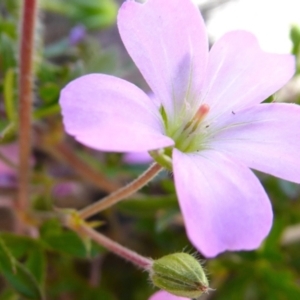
150,253,209,298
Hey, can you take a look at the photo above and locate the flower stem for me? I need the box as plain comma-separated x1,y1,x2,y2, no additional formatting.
73,222,152,269
54,142,119,193
79,163,163,219
17,0,38,211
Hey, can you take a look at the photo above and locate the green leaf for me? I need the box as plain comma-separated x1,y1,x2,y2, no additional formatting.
117,195,178,217
155,208,181,233
0,20,17,39
33,103,61,119
259,263,300,298
43,230,88,257
41,0,117,29
0,32,16,71
81,288,116,300
2,261,45,300
0,289,19,300
38,82,60,104
0,237,44,299
40,219,103,258
0,237,16,274
3,68,16,122
0,122,16,143
0,233,37,259
25,246,46,286
290,25,300,56
43,39,70,59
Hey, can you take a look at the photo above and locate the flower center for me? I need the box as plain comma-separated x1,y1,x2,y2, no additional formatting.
162,103,210,153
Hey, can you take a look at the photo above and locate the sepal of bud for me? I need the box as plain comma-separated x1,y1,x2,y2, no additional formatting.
150,253,209,299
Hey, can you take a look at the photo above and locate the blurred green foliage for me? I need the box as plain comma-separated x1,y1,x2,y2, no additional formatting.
41,0,117,29
0,1,300,300
290,25,300,74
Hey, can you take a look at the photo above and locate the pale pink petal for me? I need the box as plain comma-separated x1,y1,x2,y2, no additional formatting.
202,31,295,119
118,0,208,118
123,152,153,165
173,149,272,258
148,92,160,108
149,290,189,300
60,74,174,152
209,103,300,183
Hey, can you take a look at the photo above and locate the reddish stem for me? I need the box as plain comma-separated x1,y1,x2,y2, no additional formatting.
79,163,162,219
76,223,152,270
18,0,38,211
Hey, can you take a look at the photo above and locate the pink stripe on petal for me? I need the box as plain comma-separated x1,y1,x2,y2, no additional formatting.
209,103,300,183
173,149,272,258
118,0,208,119
60,74,174,152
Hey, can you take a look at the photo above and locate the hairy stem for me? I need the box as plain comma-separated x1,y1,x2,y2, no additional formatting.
17,0,38,211
79,163,162,219
54,143,119,192
74,222,152,269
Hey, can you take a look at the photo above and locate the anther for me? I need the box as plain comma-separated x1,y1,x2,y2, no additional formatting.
196,103,210,121
190,103,210,132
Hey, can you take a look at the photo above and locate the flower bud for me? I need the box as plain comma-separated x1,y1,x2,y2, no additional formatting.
150,253,209,299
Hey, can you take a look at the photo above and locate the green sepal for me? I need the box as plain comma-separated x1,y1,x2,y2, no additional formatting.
149,149,172,170
150,252,209,298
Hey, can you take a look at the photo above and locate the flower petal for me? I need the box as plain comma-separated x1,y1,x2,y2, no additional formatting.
60,74,174,152
202,31,295,119
118,0,208,118
149,291,189,300
209,103,300,183
173,149,272,257
123,152,153,165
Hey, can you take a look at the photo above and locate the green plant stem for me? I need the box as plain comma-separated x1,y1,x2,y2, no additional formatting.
74,223,152,269
79,163,163,220
17,0,38,211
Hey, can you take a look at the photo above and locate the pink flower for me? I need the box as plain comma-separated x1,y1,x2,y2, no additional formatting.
123,151,153,165
0,144,18,176
0,143,19,187
149,290,188,300
52,182,79,198
59,0,300,257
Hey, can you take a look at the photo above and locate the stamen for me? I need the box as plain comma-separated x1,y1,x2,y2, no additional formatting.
190,103,210,132
196,104,210,121
178,103,210,152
